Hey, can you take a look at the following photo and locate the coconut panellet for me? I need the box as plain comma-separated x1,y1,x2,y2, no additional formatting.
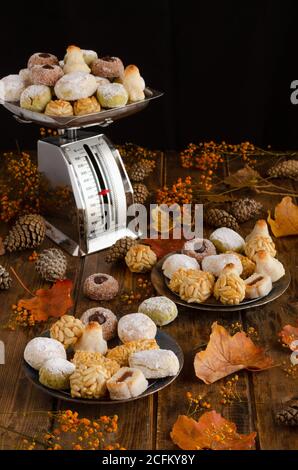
39,358,75,390
209,227,245,253
118,313,157,343
54,72,97,101
201,253,243,277
0,74,26,102
97,82,128,108
162,253,200,279
24,337,66,370
20,85,52,112
138,296,178,326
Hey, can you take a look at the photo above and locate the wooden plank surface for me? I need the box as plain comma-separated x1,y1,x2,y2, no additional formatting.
156,151,255,449
0,234,81,449
0,147,297,450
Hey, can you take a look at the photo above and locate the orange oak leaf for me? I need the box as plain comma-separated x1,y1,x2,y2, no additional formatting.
194,322,274,384
267,196,298,237
18,280,73,322
142,238,185,259
279,324,298,350
171,411,256,450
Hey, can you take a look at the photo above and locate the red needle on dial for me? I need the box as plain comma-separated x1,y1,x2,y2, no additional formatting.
99,189,110,196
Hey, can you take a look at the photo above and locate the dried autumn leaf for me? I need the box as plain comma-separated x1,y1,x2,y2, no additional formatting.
194,322,273,384
224,166,261,188
267,196,298,237
142,238,185,259
171,411,256,450
279,324,298,350
18,279,73,322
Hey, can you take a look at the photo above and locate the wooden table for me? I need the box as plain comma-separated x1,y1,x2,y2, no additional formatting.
0,150,297,450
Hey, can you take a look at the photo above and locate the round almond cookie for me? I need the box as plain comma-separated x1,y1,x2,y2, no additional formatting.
80,307,118,341
20,84,52,112
96,83,128,108
30,64,63,86
0,74,26,102
162,253,200,279
138,296,178,326
91,56,124,78
54,72,97,101
28,52,59,68
24,337,66,371
118,313,157,343
83,273,119,301
39,357,75,390
182,238,216,263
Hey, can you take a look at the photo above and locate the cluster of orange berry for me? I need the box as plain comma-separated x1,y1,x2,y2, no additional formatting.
220,375,240,405
23,410,123,450
120,278,153,306
156,176,193,206
282,360,298,379
9,304,37,329
229,322,259,341
186,391,212,419
117,142,160,165
28,251,39,262
40,128,58,137
180,141,257,191
0,151,40,222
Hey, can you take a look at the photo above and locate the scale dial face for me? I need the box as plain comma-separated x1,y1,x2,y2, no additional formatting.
62,134,128,243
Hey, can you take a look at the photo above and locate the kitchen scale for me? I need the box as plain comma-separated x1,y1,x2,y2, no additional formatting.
1,88,163,256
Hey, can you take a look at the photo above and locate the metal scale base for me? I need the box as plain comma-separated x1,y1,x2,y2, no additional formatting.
38,128,137,256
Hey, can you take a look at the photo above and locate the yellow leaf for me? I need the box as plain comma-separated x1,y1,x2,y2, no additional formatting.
267,196,298,237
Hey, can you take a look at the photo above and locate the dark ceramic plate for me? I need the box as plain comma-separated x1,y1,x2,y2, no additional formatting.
23,329,183,404
151,252,291,312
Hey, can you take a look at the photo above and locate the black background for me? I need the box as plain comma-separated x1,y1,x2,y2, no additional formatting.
0,0,298,151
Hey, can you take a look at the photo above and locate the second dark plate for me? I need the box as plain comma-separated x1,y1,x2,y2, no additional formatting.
151,252,291,312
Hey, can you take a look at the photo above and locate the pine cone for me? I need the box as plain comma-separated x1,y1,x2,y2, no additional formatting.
139,159,155,175
229,198,263,223
132,183,149,204
268,160,298,179
0,265,12,290
4,214,46,252
205,208,239,231
129,163,147,182
276,399,298,426
35,248,67,282
105,237,137,263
